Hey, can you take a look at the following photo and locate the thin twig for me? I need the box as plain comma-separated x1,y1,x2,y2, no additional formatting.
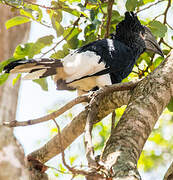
53,119,73,171
2,0,21,9
98,0,105,15
166,22,173,31
161,39,173,49
2,0,52,28
163,0,171,24
84,107,98,168
53,119,104,178
136,0,163,14
3,94,89,127
48,165,73,175
24,0,59,10
152,13,164,21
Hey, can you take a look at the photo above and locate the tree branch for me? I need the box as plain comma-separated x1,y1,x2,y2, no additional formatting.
28,88,133,164
4,80,139,128
3,94,89,127
100,51,173,179
84,105,98,168
136,0,163,14
164,161,173,180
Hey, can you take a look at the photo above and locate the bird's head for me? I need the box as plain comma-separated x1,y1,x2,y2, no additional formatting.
114,12,164,57
141,26,164,57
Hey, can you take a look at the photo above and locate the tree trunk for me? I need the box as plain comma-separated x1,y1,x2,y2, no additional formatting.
0,5,30,180
100,51,173,179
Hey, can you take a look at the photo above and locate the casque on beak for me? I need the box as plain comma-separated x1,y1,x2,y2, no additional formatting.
143,26,164,57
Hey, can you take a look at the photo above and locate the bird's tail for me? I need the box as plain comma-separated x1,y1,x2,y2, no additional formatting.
3,58,63,80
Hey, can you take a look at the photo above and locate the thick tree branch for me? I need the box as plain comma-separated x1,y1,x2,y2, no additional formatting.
4,80,139,128
100,51,173,179
28,88,133,163
164,161,173,180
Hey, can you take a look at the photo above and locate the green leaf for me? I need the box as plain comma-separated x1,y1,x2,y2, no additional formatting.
90,9,96,21
20,9,34,19
5,16,30,29
111,10,123,22
53,21,64,37
52,1,81,17
51,50,67,59
23,4,43,21
30,35,54,57
63,7,81,17
125,0,138,11
33,78,48,91
68,36,79,49
63,27,80,40
64,28,80,49
84,23,96,34
149,21,167,38
0,73,9,86
84,24,96,42
36,35,54,46
14,36,54,59
51,44,69,59
51,11,64,37
13,43,34,59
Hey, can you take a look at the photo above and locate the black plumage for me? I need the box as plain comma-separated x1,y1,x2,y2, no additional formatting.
3,12,163,93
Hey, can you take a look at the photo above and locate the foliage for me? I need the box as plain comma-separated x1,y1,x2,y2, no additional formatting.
0,0,172,179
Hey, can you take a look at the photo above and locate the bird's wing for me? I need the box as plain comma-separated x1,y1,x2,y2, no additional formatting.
63,39,134,85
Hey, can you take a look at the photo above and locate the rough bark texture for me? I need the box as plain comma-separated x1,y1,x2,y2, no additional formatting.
100,51,173,179
0,4,30,180
164,161,173,180
30,90,132,163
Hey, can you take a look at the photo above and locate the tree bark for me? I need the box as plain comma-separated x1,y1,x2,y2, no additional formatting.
100,51,173,179
164,161,173,180
0,5,30,180
29,89,132,163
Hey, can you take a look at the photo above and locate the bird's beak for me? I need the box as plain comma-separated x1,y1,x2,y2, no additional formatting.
143,27,164,57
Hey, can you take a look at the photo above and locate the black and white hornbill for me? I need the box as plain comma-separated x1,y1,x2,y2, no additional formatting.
4,12,163,94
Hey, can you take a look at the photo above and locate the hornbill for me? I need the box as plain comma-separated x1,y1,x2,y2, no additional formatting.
4,12,163,94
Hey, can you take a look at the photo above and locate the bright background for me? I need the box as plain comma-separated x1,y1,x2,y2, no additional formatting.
11,0,173,179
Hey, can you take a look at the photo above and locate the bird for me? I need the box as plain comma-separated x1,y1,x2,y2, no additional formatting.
3,12,163,95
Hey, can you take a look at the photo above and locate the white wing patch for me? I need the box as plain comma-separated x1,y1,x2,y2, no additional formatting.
63,51,106,83
96,74,111,87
